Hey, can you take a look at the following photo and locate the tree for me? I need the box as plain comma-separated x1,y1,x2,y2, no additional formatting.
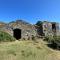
36,21,43,26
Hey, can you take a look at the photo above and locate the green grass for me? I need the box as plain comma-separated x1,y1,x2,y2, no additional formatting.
0,40,59,60
0,31,15,42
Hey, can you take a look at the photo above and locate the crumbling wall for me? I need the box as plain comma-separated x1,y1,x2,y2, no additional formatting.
0,20,37,40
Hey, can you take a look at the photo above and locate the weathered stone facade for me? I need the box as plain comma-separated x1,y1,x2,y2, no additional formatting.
35,21,60,37
0,20,37,40
42,21,60,36
0,20,60,40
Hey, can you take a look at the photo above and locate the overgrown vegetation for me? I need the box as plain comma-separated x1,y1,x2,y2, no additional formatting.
44,35,60,43
0,40,59,60
0,31,15,42
44,35,60,49
44,35,54,43
36,21,43,26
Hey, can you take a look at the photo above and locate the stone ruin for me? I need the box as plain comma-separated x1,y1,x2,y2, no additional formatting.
0,20,37,40
0,20,60,40
35,21,60,37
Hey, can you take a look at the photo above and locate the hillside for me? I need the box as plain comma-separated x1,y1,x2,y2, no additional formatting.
0,39,60,60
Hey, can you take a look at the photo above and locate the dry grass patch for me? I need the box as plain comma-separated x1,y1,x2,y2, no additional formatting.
0,40,60,60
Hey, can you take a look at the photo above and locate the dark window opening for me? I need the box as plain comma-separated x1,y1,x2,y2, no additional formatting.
13,29,21,40
52,24,56,32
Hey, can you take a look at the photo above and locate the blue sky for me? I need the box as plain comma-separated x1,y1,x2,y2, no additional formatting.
0,0,60,24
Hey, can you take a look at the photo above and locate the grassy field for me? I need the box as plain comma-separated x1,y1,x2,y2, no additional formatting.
0,39,60,60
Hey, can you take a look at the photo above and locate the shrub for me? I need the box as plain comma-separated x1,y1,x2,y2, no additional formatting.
54,36,60,41
31,35,36,41
44,36,49,41
44,35,60,49
53,36,60,44
0,31,15,42
44,35,55,44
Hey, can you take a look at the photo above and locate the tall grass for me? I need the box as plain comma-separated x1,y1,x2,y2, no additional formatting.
0,31,15,42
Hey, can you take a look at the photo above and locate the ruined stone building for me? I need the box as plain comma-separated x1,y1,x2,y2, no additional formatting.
35,21,60,36
0,20,60,40
0,20,37,40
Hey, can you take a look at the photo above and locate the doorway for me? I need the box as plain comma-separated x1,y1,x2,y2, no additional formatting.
13,28,21,40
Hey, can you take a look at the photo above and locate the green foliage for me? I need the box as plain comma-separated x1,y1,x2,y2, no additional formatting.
53,36,60,44
44,36,49,41
44,35,56,43
31,35,36,41
44,35,60,49
54,36,60,41
0,31,15,42
36,21,43,26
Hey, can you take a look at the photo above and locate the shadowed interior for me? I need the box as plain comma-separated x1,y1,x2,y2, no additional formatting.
13,29,21,40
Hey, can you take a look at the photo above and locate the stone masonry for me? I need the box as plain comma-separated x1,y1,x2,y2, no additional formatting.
0,20,60,40
0,20,37,40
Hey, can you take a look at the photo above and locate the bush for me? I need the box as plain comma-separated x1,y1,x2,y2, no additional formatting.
0,31,15,42
44,35,55,44
31,35,36,41
44,36,49,41
44,35,60,49
54,36,60,41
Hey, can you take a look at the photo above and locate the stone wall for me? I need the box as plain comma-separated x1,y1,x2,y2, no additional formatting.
0,20,37,40
0,20,60,39
42,21,60,36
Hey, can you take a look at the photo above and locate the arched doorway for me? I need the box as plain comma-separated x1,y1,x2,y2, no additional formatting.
13,28,21,40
